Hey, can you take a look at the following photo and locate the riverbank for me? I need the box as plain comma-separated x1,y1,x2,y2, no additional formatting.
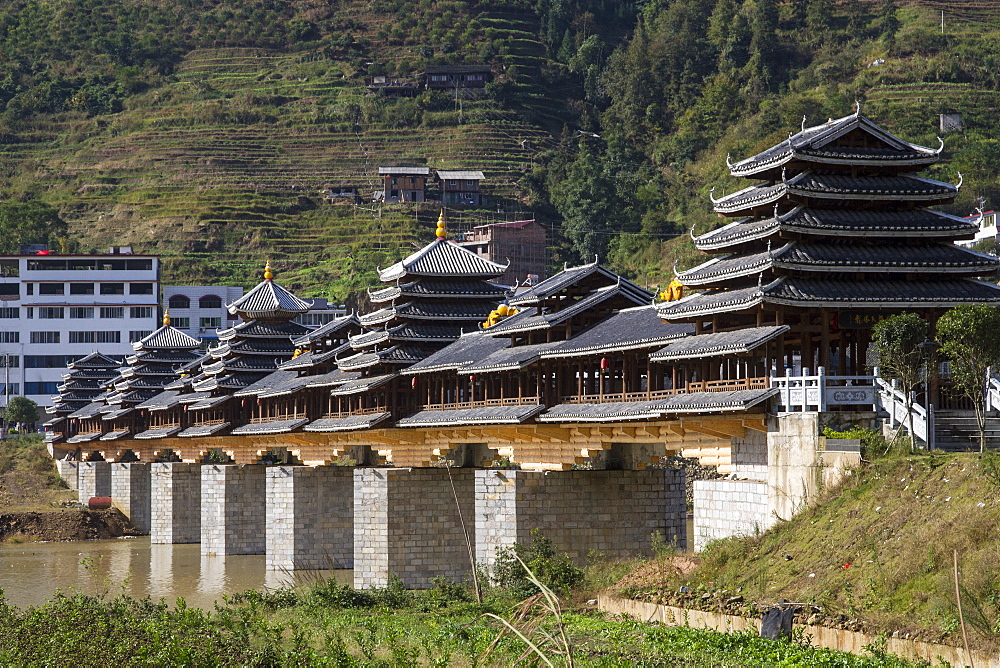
0,508,141,543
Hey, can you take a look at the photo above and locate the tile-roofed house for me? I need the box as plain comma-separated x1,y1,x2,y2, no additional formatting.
437,169,485,207
662,108,1000,382
378,166,431,202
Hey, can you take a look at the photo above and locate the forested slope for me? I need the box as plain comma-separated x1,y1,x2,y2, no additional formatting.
2,0,999,297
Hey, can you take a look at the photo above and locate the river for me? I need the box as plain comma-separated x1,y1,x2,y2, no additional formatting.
0,537,351,609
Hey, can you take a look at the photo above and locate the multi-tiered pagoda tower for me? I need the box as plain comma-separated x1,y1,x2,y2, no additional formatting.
340,212,509,375
660,109,1000,376
44,352,121,447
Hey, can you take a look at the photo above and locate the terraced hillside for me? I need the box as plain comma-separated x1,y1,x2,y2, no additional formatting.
0,1,559,298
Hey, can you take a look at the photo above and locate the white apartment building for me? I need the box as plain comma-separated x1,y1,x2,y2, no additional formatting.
0,250,160,409
163,286,346,344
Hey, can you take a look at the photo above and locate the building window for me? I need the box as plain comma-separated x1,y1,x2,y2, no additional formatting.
126,259,153,271
0,355,19,368
199,295,222,309
200,317,222,329
0,284,17,298
69,307,95,319
130,306,154,319
25,382,59,395
172,317,191,329
70,331,121,344
39,307,64,319
0,383,20,395
26,283,33,295
168,295,190,309
70,283,95,295
0,332,18,343
296,313,337,327
0,307,18,318
100,283,125,295
25,355,79,368
38,283,64,295
130,282,154,295
100,307,125,319
129,331,152,342
30,331,60,344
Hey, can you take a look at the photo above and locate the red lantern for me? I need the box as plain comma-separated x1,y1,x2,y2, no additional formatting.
600,358,609,371
411,377,418,389
469,375,477,382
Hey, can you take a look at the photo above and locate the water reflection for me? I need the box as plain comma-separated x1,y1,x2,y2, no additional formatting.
0,537,350,610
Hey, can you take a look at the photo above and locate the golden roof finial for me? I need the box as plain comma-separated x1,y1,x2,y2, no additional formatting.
435,209,447,240
264,260,273,280
163,309,171,326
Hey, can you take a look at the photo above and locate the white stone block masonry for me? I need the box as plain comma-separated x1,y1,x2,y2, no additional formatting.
111,462,151,532
201,464,266,556
150,462,201,544
77,461,111,502
266,465,354,570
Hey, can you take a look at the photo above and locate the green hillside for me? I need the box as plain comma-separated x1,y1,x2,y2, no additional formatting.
3,0,1000,297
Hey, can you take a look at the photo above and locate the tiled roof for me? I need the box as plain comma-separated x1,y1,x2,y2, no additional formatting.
304,369,362,388
136,390,183,410
178,423,231,438
437,170,485,180
338,346,425,371
390,321,469,341
509,262,647,305
135,326,200,351
464,341,556,373
134,426,182,439
233,369,300,397
68,353,120,369
188,395,231,411
227,278,312,318
349,329,390,349
67,432,102,444
379,239,507,281
406,331,510,375
292,314,360,345
258,374,318,398
713,172,957,214
68,402,106,419
304,412,392,432
773,242,998,272
397,404,545,427
231,418,309,435
101,407,134,421
650,326,789,362
396,404,545,427
538,389,776,422
218,320,311,341
487,284,652,335
370,279,509,302
657,284,766,319
694,207,977,251
766,277,1000,306
99,430,131,441
330,373,395,396
378,166,430,175
729,113,938,177
360,301,495,325
277,347,345,370
679,250,774,286
546,306,693,358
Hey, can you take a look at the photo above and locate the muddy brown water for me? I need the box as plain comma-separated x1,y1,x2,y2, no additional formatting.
0,537,351,609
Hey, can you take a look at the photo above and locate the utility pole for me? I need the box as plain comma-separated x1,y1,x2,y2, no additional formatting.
941,10,945,35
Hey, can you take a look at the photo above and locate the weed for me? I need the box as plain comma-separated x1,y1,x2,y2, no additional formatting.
492,529,584,598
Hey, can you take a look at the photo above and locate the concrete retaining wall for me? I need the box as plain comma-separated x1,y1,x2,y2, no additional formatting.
693,479,770,551
597,595,996,668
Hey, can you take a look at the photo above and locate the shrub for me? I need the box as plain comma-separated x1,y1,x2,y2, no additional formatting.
491,529,583,598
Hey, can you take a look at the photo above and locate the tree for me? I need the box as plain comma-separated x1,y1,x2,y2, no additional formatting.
0,201,68,254
936,305,1000,452
4,397,39,430
872,313,928,450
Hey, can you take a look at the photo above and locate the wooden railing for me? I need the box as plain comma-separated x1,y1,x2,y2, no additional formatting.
323,407,389,418
251,412,306,423
560,378,770,404
421,396,541,411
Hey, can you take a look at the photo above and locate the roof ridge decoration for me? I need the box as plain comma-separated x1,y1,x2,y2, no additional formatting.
227,261,313,320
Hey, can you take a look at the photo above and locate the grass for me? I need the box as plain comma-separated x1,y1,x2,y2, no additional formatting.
616,452,1000,653
0,572,929,666
0,435,75,512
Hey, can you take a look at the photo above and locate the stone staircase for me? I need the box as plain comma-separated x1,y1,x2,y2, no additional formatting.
932,410,1000,451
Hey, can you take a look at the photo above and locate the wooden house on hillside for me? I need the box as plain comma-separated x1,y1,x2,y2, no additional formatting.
377,166,431,203
460,219,546,287
424,64,491,91
436,169,485,207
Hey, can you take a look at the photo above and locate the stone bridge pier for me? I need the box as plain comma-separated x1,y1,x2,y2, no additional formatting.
77,461,111,502
150,463,202,544
201,464,266,556
111,462,151,533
